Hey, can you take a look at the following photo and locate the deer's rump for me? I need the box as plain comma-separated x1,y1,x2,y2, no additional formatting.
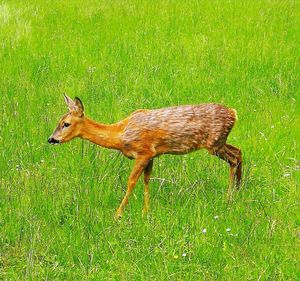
122,103,237,155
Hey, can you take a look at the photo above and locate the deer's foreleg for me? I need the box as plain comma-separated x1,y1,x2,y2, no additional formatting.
115,157,151,219
143,159,153,216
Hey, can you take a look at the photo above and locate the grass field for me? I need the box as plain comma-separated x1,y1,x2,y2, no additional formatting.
0,0,299,280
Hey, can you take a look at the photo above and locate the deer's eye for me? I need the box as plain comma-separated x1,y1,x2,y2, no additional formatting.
63,123,70,128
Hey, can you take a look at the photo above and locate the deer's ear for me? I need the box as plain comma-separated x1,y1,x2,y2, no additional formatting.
63,94,84,116
74,97,84,116
64,94,76,111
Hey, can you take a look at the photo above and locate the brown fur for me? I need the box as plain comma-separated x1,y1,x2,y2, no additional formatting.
49,96,242,218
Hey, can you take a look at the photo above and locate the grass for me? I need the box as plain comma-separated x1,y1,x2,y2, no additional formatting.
0,0,299,280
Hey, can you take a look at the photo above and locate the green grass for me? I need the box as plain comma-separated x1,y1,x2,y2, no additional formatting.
0,0,299,280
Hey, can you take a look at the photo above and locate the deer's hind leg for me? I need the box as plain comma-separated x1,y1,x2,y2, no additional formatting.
224,144,242,187
214,144,242,198
143,159,153,216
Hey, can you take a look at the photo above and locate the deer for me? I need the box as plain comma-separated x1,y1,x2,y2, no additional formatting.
48,95,242,219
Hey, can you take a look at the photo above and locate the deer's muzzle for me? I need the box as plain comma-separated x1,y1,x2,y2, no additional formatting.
48,137,60,145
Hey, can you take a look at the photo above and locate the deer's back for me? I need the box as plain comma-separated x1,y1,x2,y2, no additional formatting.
122,103,237,157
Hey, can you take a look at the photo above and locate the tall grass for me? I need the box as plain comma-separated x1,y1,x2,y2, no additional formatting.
0,0,299,279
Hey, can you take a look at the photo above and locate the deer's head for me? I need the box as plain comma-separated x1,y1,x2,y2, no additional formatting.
48,95,85,145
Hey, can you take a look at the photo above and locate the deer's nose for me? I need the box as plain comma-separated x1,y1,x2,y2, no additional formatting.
48,137,60,144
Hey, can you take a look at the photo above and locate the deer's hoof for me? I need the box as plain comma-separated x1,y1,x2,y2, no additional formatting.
142,208,149,218
114,210,123,220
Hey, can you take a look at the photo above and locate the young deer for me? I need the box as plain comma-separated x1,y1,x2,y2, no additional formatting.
48,95,242,219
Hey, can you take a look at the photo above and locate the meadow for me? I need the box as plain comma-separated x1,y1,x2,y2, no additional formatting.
0,0,299,280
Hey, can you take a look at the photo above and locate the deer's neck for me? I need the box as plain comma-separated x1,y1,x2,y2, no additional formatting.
80,117,125,150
